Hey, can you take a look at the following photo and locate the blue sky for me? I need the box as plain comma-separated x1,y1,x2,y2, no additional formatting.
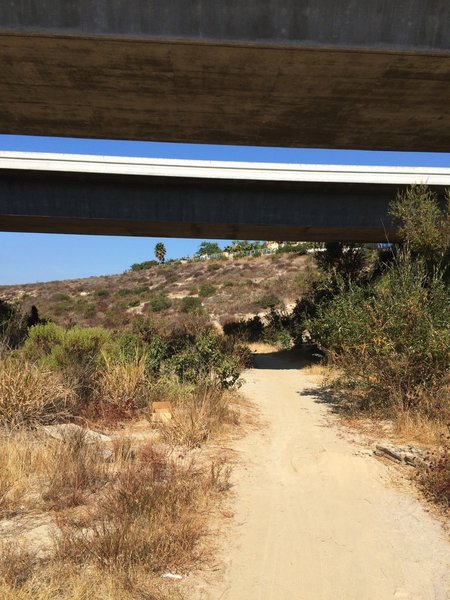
1,134,450,285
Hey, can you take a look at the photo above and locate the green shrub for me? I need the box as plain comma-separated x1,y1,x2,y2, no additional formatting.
165,332,242,389
96,289,110,298
129,260,158,272
115,288,133,297
52,303,71,317
148,292,172,313
24,324,111,402
258,293,280,309
127,299,141,308
83,304,97,319
199,283,216,297
135,286,150,295
207,263,221,272
24,324,110,371
52,293,71,302
180,297,203,314
24,323,64,360
390,185,450,271
309,259,450,418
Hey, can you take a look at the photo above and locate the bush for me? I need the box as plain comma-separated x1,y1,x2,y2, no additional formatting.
199,283,216,297
165,331,243,389
129,260,158,272
96,289,110,298
25,324,110,368
223,316,264,342
390,185,450,272
135,286,150,295
24,324,111,402
258,293,280,309
148,292,171,313
115,288,133,297
0,300,27,349
207,263,221,272
180,296,203,314
83,304,97,319
309,259,450,418
127,299,140,308
52,293,71,302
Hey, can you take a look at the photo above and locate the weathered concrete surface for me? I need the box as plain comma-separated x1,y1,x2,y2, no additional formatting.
0,2,449,151
1,1,450,50
0,170,406,242
0,34,449,151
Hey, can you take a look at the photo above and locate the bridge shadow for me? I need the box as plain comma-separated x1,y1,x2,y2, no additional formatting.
298,385,345,417
250,346,322,371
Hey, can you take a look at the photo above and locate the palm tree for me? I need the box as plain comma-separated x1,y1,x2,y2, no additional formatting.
154,242,166,264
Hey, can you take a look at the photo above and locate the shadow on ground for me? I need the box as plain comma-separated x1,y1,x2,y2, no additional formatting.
250,346,322,371
298,386,345,416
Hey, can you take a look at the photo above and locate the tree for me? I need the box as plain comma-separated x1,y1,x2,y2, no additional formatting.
196,241,222,257
390,185,450,274
154,242,166,264
314,242,370,281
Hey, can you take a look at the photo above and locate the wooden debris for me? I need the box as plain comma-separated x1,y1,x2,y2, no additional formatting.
151,401,173,423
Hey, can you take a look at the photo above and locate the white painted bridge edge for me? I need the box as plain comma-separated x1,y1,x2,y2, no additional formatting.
1,152,450,186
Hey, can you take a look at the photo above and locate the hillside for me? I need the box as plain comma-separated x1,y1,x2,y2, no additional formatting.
0,252,316,329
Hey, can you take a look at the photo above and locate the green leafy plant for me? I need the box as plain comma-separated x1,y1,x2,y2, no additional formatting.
199,283,216,297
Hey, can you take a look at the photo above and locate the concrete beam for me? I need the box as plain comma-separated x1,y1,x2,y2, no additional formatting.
0,2,449,151
1,1,449,50
1,153,449,242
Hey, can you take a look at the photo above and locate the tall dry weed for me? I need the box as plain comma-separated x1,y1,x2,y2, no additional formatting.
160,384,238,448
95,352,149,416
0,359,74,428
42,428,112,509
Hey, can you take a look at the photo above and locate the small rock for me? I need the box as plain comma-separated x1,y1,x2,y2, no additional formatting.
42,423,111,444
375,444,403,463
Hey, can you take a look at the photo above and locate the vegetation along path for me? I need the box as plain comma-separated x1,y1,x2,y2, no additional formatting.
200,351,449,600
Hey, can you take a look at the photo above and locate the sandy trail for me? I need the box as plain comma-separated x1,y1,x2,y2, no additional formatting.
198,352,449,600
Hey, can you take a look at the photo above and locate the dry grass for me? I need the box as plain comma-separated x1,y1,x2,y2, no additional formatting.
392,410,449,447
0,414,236,598
55,445,211,573
0,359,74,428
0,560,176,599
0,429,112,516
0,430,56,516
95,353,150,415
160,384,239,448
42,428,112,509
419,443,450,510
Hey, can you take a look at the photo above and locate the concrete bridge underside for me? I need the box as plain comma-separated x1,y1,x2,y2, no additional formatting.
0,173,400,242
2,154,450,242
0,1,450,152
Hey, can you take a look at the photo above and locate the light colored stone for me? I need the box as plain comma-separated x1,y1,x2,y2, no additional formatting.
42,423,111,444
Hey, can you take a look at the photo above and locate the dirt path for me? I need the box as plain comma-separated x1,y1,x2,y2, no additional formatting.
197,352,449,600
